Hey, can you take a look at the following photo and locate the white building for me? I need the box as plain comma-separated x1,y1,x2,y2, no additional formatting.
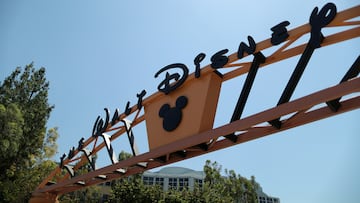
142,166,205,191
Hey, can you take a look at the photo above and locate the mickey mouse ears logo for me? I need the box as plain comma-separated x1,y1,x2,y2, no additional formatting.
159,96,188,132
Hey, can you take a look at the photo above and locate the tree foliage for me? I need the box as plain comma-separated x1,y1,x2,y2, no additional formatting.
110,175,163,203
0,63,58,202
0,103,24,173
201,160,257,203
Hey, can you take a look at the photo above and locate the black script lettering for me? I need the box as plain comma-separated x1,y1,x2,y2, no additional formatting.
92,108,110,137
78,137,85,150
80,148,96,171
269,3,337,129
155,63,189,95
225,52,266,142
111,108,120,126
60,153,66,168
121,119,139,156
121,119,147,167
194,53,206,78
271,21,290,45
124,101,131,115
136,89,147,109
60,153,75,177
211,49,229,69
68,147,75,159
123,89,146,117
230,52,266,121
101,133,118,164
326,56,360,111
238,36,256,59
309,3,337,48
92,116,100,136
64,165,75,177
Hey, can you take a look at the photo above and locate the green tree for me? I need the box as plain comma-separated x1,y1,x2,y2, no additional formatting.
0,63,58,202
204,160,257,203
0,103,24,174
110,175,163,203
119,150,133,161
202,160,233,203
202,160,257,203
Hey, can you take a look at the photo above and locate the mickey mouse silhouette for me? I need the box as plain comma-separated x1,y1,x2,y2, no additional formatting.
159,96,188,132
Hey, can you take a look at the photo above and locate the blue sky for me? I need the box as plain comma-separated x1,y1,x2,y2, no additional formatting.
1,1,359,202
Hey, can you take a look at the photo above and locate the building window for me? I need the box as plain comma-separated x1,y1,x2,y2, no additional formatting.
195,179,203,188
259,196,266,203
155,177,164,188
178,178,189,190
143,176,154,186
168,178,177,190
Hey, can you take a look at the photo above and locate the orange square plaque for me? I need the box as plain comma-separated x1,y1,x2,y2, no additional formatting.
144,71,222,150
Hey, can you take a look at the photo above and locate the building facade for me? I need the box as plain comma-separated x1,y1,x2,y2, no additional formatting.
142,166,205,191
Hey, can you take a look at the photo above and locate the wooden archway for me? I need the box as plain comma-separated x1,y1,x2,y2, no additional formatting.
31,4,359,202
